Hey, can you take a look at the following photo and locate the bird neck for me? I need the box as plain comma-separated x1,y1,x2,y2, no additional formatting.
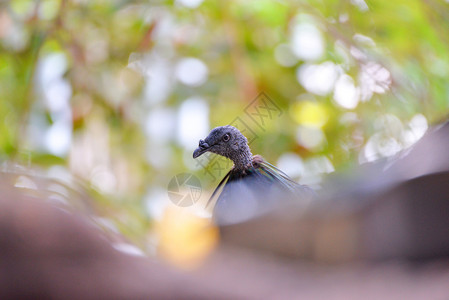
231,145,253,171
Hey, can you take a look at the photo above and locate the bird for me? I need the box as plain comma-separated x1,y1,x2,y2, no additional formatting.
193,125,313,225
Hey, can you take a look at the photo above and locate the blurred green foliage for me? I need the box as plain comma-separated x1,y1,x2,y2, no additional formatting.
1,0,448,249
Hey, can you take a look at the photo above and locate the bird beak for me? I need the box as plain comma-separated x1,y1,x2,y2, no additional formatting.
193,147,207,158
193,140,209,158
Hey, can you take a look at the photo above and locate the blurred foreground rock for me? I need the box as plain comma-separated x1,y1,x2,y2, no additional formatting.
220,121,449,263
0,186,226,299
1,191,449,300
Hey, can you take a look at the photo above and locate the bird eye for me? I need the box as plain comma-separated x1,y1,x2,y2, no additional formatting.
222,133,230,142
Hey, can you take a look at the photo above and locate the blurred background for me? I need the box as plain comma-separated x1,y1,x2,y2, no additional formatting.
1,0,448,259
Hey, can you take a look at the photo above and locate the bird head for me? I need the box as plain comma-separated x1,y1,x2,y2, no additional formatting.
193,126,253,168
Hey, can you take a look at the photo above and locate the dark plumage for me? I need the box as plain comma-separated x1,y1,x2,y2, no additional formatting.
193,125,313,225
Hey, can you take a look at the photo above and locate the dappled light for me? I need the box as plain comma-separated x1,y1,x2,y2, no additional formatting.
1,0,449,298
1,0,448,254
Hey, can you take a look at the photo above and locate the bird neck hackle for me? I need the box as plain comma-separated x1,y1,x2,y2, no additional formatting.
231,144,253,171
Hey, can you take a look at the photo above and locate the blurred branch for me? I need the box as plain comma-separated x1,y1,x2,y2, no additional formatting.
220,1,258,100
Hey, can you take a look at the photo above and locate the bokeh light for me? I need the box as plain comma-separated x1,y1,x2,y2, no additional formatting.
0,0,447,263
